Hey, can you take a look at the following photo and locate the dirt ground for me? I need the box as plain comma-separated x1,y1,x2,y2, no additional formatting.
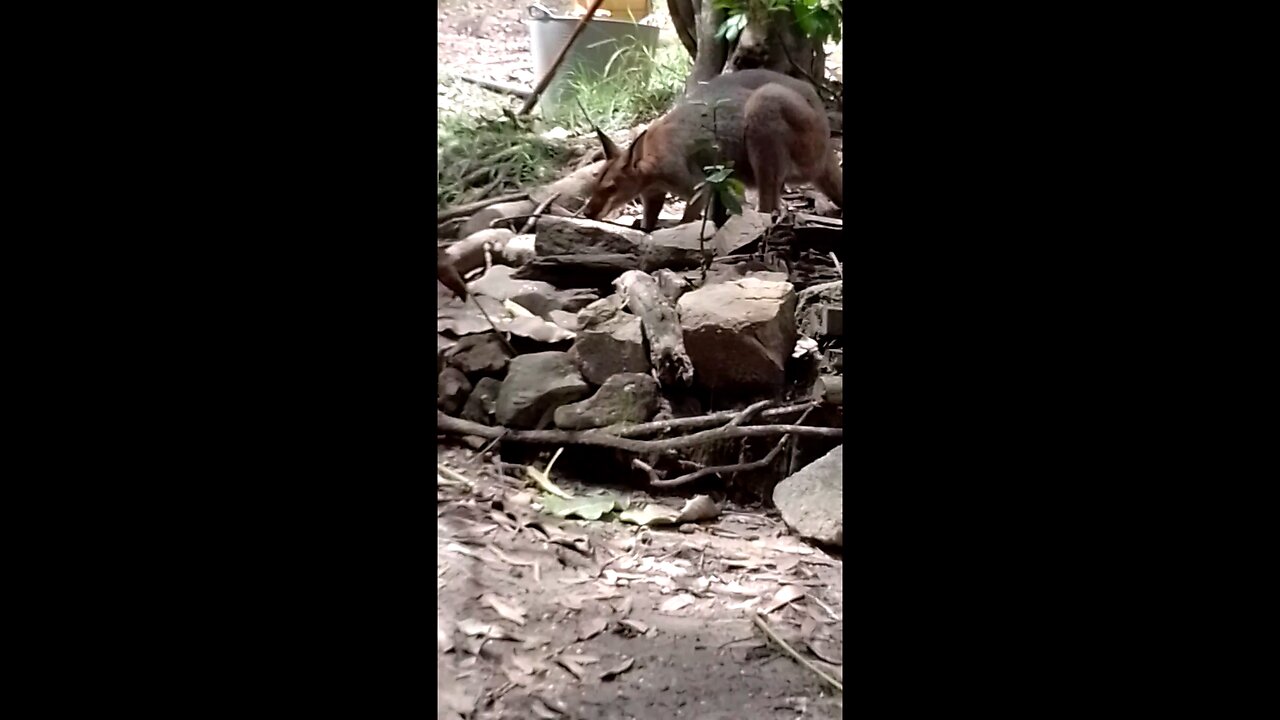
437,444,843,719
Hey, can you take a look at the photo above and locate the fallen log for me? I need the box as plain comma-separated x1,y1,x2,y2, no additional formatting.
615,270,694,389
814,375,842,406
444,228,515,278
437,191,530,223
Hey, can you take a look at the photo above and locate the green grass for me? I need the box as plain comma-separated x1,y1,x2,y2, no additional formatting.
436,40,691,212
557,39,691,132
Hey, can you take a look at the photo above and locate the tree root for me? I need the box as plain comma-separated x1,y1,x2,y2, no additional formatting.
437,404,840,454
634,405,816,488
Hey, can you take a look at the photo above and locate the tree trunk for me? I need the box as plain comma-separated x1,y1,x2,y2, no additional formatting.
687,0,727,91
667,0,697,58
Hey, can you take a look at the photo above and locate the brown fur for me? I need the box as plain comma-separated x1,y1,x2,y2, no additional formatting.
583,69,842,230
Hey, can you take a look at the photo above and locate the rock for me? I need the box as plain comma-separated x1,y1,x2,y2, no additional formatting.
438,334,457,376
576,294,627,326
445,332,511,377
703,260,788,286
796,280,842,340
557,288,601,313
549,310,581,332
573,301,651,385
640,222,714,272
461,376,503,425
495,351,591,429
438,367,472,415
500,234,537,266
711,208,769,256
505,315,575,345
438,293,509,336
512,254,640,291
554,373,660,429
469,265,562,317
536,216,646,257
458,200,535,239
772,445,842,547
677,277,797,395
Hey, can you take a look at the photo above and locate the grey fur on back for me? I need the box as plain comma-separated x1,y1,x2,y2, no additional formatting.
664,70,826,186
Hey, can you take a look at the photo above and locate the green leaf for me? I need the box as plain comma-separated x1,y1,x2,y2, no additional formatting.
539,493,622,521
705,167,732,184
617,503,681,526
717,186,743,215
715,20,731,40
725,177,746,196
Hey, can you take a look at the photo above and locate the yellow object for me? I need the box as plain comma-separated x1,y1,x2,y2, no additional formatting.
575,0,650,22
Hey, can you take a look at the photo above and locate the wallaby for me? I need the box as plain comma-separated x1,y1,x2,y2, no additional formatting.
583,69,842,231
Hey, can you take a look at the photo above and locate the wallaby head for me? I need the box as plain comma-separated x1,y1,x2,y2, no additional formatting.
582,127,652,222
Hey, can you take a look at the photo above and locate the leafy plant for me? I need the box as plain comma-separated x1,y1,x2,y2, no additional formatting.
714,0,842,45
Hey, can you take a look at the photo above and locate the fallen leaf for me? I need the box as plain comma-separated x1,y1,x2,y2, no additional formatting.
540,493,620,521
601,657,635,681
659,594,696,613
509,652,537,675
618,503,680,526
763,585,807,615
614,595,633,618
726,596,763,611
618,618,649,635
577,615,609,641
482,593,527,626
531,698,561,718
676,494,720,523
555,655,586,681
807,637,843,666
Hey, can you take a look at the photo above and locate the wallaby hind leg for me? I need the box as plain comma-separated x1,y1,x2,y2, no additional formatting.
816,152,843,209
744,97,790,215
746,134,788,215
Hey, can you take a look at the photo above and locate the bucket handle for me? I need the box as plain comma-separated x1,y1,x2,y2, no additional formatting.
527,4,554,21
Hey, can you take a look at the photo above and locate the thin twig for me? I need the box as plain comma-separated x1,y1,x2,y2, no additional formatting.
438,464,476,489
518,193,561,235
751,611,843,693
468,432,507,466
468,295,517,355
786,406,817,477
458,74,532,98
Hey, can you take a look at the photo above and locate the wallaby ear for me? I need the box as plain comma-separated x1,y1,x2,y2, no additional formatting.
596,128,619,160
625,130,648,170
